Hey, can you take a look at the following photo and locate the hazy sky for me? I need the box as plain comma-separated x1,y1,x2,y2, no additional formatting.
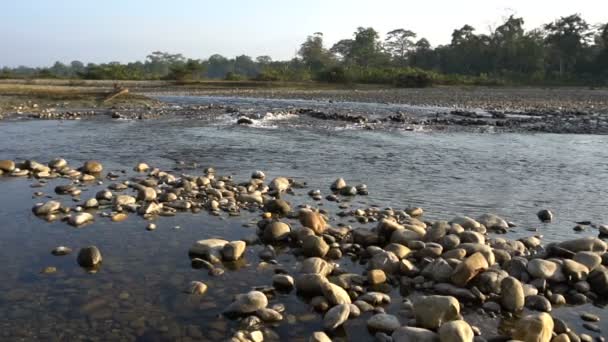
1,0,606,67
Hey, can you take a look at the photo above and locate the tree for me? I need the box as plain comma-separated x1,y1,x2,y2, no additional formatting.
207,54,232,78
298,32,332,72
544,14,593,77
385,29,417,66
330,39,354,62
409,38,439,70
349,27,388,67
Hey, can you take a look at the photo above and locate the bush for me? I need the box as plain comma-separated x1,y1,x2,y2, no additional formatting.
394,71,435,88
225,72,246,81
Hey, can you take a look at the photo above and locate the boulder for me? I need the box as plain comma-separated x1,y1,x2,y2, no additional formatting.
477,213,508,230
587,267,608,296
500,277,524,312
296,273,328,295
68,212,94,226
537,209,553,222
558,237,607,253
77,246,102,268
438,320,474,342
392,327,439,342
527,258,565,281
299,257,333,276
369,250,400,274
450,252,488,286
264,199,291,215
321,281,351,305
221,240,246,261
189,239,229,262
561,259,589,282
263,221,291,243
269,177,290,192
414,295,460,329
450,216,481,230
512,313,554,342
224,291,268,315
83,160,103,174
299,209,327,235
323,304,350,330
302,235,329,258
367,313,401,333
0,160,16,172
33,200,61,215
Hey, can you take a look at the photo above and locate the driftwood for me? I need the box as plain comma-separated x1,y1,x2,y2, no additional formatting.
103,87,129,102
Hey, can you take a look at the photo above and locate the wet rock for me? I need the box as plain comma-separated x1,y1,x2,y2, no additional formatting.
527,258,565,281
111,212,128,222
323,304,350,330
321,281,351,305
83,160,103,174
134,163,149,172
438,320,474,342
299,209,327,235
96,190,113,201
562,259,589,282
299,257,333,276
255,308,283,322
367,313,401,333
139,201,162,215
392,327,439,342
369,250,400,274
273,274,295,290
302,235,329,258
189,238,229,262
580,313,600,322
512,312,554,342
224,291,268,315
500,277,524,312
221,240,246,261
309,331,332,342
432,283,476,301
69,212,94,226
559,237,607,253
525,295,552,312
414,295,460,329
269,177,290,192
84,198,99,209
296,274,327,295
422,258,454,283
77,246,102,268
358,292,391,305
573,252,602,271
114,194,136,206
368,269,387,285
537,209,553,222
186,281,208,295
587,267,608,296
263,221,291,243
0,160,16,172
477,213,508,230
34,200,61,215
137,187,157,201
450,252,488,286
51,246,72,256
450,216,481,230
264,199,291,215
331,178,347,191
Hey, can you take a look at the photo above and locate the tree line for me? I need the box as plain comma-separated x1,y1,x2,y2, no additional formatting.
1,14,607,86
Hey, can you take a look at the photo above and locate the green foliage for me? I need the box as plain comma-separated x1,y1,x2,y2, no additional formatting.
2,14,608,86
224,72,246,81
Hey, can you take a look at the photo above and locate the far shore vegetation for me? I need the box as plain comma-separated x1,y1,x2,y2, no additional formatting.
2,14,608,88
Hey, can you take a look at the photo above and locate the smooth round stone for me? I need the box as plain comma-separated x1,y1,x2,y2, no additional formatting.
77,246,102,268
367,313,401,333
51,246,72,256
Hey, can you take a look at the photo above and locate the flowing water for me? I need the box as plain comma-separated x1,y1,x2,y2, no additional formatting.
0,95,606,341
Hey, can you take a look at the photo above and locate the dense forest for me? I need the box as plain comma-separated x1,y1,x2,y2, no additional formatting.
2,14,607,86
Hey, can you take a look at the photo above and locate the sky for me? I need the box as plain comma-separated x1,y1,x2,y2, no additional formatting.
1,0,607,67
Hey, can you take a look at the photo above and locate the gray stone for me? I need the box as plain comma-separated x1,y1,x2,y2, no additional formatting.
438,320,474,342
323,304,350,330
392,327,439,342
367,313,401,333
500,277,524,312
414,295,460,329
224,291,268,315
77,246,102,268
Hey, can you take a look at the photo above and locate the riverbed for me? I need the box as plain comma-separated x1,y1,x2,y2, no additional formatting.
0,95,606,341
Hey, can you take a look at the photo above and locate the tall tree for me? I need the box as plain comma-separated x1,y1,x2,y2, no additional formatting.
544,14,593,77
349,27,388,67
298,32,332,72
385,29,417,66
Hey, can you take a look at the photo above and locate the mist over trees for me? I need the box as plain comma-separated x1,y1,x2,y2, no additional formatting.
1,14,607,86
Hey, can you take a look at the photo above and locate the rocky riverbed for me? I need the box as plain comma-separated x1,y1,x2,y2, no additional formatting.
0,157,606,341
2,86,608,134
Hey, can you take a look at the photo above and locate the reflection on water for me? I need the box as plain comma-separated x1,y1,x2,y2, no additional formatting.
0,97,607,340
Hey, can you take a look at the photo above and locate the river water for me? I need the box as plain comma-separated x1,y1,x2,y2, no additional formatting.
0,95,606,341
